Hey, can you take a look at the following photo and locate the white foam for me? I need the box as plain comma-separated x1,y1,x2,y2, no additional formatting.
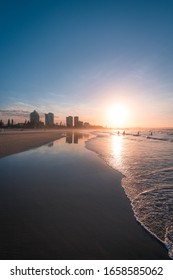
86,130,173,259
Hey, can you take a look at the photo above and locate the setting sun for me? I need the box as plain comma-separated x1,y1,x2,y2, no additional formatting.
107,104,128,127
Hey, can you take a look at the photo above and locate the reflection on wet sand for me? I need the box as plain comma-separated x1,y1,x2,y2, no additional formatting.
65,131,90,144
47,142,54,147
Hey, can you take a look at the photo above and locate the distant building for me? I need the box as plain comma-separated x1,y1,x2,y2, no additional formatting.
45,112,54,126
78,121,83,128
84,122,90,128
66,116,73,127
30,110,39,126
74,116,79,127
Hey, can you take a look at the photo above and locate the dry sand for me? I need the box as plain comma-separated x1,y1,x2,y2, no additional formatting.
0,129,65,158
0,129,170,259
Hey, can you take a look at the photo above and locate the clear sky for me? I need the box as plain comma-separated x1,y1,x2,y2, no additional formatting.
0,0,173,127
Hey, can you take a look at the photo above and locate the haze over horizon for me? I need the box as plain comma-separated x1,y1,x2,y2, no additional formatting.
1,0,173,128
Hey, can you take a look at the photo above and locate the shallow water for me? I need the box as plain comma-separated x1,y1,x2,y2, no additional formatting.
86,129,173,259
0,132,94,259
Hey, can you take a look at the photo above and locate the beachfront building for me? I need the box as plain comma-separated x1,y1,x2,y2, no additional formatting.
66,116,73,127
45,112,54,127
30,110,39,126
74,116,79,127
84,122,90,128
77,121,83,128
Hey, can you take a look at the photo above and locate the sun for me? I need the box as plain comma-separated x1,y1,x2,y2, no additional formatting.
107,104,128,127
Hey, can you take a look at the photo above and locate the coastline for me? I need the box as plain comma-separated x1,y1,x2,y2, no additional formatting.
0,129,66,158
0,129,170,259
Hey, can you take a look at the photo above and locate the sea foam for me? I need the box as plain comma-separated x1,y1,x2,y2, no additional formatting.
86,129,173,259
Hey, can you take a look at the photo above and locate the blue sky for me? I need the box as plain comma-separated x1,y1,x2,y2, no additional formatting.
0,0,173,127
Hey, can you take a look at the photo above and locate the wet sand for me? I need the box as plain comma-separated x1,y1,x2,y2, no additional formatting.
0,130,170,259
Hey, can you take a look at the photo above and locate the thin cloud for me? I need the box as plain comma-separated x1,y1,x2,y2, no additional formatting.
0,109,30,117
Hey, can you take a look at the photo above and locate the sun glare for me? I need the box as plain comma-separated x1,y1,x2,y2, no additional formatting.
107,104,128,127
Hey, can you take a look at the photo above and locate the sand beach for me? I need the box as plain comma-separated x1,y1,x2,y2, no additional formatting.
0,129,170,259
0,129,65,158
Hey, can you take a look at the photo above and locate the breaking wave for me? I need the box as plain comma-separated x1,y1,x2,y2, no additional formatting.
86,129,173,259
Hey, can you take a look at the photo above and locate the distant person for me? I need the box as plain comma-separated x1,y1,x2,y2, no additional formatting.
123,130,125,135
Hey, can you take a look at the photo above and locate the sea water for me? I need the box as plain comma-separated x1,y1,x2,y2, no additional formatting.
86,129,173,259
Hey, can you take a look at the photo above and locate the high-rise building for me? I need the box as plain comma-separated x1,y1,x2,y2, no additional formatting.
78,121,83,128
30,110,39,126
74,116,79,127
45,112,54,126
66,116,73,127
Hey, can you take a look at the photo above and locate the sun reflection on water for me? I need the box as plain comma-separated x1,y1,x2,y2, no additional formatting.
111,135,123,167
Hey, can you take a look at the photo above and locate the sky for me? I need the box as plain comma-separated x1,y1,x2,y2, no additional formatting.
0,0,173,127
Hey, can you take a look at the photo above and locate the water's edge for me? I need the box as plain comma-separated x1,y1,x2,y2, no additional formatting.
85,133,171,259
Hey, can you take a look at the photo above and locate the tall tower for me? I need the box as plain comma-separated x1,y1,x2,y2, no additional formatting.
66,116,73,127
45,112,54,126
74,116,79,127
30,110,39,126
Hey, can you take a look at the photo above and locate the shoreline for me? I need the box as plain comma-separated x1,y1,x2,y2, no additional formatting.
0,129,67,158
0,129,170,259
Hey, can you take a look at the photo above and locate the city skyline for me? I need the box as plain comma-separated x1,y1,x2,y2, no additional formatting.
0,109,95,128
1,0,173,128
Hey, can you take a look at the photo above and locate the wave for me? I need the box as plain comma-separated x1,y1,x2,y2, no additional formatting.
146,136,171,142
131,187,173,259
109,129,173,143
86,131,173,259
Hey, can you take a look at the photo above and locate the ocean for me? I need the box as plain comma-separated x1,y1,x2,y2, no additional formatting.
86,129,173,259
